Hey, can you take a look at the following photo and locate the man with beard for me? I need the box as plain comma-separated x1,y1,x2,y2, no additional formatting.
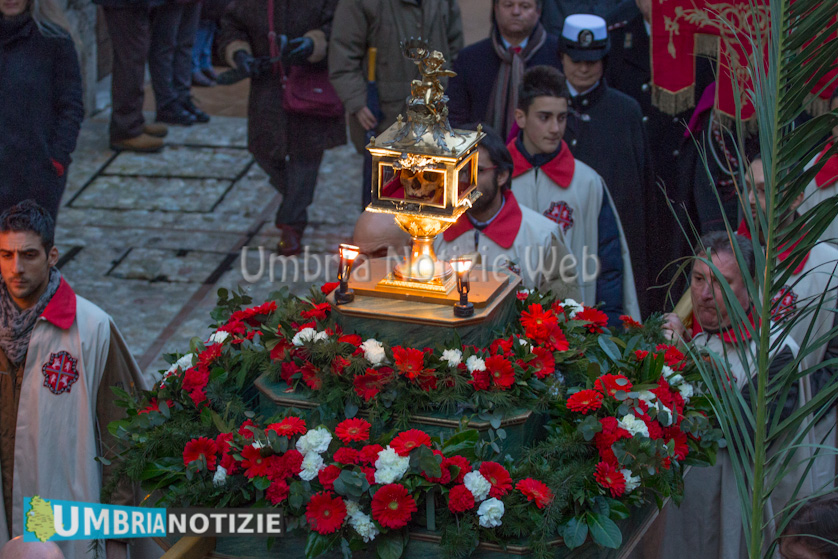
436,126,580,300
447,0,560,140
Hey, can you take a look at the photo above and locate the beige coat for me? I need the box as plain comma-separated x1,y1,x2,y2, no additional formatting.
800,150,838,246
328,0,464,152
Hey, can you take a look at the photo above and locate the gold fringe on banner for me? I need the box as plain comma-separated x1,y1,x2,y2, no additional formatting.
652,84,696,115
805,93,832,117
714,108,759,136
695,34,720,58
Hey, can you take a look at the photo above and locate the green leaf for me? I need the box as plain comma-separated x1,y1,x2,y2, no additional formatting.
305,532,338,559
332,470,369,499
607,499,630,520
344,401,359,419
376,532,405,559
586,512,622,549
252,476,271,491
597,336,621,362
561,517,588,549
441,429,480,457
415,445,442,478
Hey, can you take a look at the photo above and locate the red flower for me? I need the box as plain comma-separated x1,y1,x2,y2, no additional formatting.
656,344,686,371
270,338,292,362
594,461,626,497
416,371,438,392
634,350,649,361
321,282,340,295
485,355,515,389
331,356,351,375
361,466,376,485
528,347,556,379
318,465,342,491
198,343,223,368
448,484,476,513
516,478,554,509
182,367,210,398
241,445,271,479
359,444,384,465
490,337,514,356
443,455,471,484
216,434,238,474
521,304,559,342
479,462,512,498
266,416,307,438
371,484,417,529
390,429,432,456
469,368,492,391
301,302,331,320
335,418,371,444
545,323,570,352
422,450,451,484
238,419,258,439
594,417,632,465
566,389,604,414
353,371,382,401
594,374,633,397
392,346,428,380
300,362,322,390
338,333,363,347
516,290,529,301
266,479,290,505
621,315,642,329
576,307,609,333
334,447,360,465
282,449,304,476
183,437,218,471
305,492,347,534
664,426,690,460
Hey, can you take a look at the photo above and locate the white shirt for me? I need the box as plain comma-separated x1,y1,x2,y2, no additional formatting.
567,80,601,98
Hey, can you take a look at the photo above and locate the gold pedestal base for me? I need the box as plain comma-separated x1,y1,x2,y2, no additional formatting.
379,271,456,295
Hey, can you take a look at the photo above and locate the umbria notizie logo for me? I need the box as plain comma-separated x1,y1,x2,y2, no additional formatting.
23,497,284,542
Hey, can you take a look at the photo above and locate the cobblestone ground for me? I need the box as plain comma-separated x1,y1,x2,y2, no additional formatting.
58,112,363,376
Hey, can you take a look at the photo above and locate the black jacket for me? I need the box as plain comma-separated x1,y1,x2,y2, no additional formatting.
0,15,83,220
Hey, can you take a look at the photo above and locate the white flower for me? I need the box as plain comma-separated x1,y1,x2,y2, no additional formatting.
662,366,684,386
637,390,657,403
517,288,531,298
618,414,650,438
621,469,641,493
299,452,325,481
292,328,316,346
251,441,266,450
374,446,410,484
348,511,379,542
562,298,584,318
517,338,531,349
678,382,694,402
466,355,486,373
296,427,332,454
344,500,361,516
208,331,230,345
441,349,463,368
477,498,505,528
164,353,196,377
656,402,674,427
463,471,491,502
361,338,386,365
212,465,228,487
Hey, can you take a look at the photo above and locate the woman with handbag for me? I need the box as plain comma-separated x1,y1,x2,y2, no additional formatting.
218,0,346,256
0,0,83,223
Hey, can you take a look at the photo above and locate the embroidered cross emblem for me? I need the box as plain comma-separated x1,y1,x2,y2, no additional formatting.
544,201,574,233
770,285,798,323
41,351,80,395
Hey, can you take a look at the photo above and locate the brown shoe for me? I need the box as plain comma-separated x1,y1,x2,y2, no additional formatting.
110,133,164,153
276,226,303,257
143,123,169,138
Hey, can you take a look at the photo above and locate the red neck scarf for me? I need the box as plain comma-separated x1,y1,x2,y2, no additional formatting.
508,139,575,188
815,142,838,189
443,191,522,249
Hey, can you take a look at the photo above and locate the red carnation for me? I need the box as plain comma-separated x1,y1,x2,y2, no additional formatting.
331,356,351,375
182,367,210,397
321,282,340,295
469,368,492,391
335,418,371,444
318,465,342,491
354,371,382,401
634,350,649,361
448,484,476,513
566,389,604,414
359,444,384,465
545,323,570,352
485,355,515,389
266,416,307,438
361,466,377,485
238,419,258,439
301,302,331,321
490,336,514,356
182,437,218,471
529,347,556,379
594,417,632,465
392,346,429,380
479,462,512,498
300,362,322,390
305,492,347,534
334,447,360,465
266,479,290,505
516,290,529,301
594,461,626,497
390,429,432,456
282,449,304,476
664,426,690,461
516,478,554,509
198,343,223,368
521,304,558,342
241,444,271,479
443,455,471,484
594,374,633,397
621,315,642,329
576,307,609,333
656,344,686,371
270,338,292,362
371,484,417,529
338,333,363,347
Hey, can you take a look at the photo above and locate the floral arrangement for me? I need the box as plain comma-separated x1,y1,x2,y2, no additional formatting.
106,286,721,558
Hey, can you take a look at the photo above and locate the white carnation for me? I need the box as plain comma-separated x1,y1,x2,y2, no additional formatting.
441,349,463,367
656,402,675,427
621,469,641,493
662,366,684,386
296,426,332,455
299,452,325,481
517,338,531,349
477,498,505,528
212,465,228,487
361,338,386,365
292,328,317,346
678,382,694,402
344,500,361,516
618,414,650,438
637,390,657,403
164,353,196,377
562,298,584,318
251,440,265,450
208,331,230,345
466,355,486,373
374,446,409,484
463,471,491,502
349,511,379,542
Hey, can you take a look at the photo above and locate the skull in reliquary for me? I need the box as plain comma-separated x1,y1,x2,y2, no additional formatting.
400,168,444,203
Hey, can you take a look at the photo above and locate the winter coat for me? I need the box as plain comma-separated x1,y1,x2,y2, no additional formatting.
0,14,83,221
540,0,626,37
328,0,463,153
217,0,346,163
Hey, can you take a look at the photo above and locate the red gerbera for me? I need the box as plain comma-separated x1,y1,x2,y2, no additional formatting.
338,333,363,347
269,338,292,362
241,444,271,479
266,416,307,438
520,304,559,342
335,418,371,444
566,389,604,414
390,429,432,456
448,484,476,513
516,478,554,509
182,437,218,471
443,455,471,484
300,362,322,390
266,479,290,505
238,419,258,439
333,447,360,465
594,374,633,397
301,302,331,321
620,315,642,329
479,462,513,498
371,484,417,529
594,461,626,497
321,282,340,295
359,444,384,465
318,465,342,491
594,417,632,465
392,346,428,380
545,323,570,352
528,347,556,379
305,492,347,534
485,355,515,389
490,336,514,356
354,370,382,401
575,307,609,333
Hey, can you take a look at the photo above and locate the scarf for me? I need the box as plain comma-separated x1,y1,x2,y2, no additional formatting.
815,142,838,189
486,23,547,139
0,12,33,46
0,268,61,366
